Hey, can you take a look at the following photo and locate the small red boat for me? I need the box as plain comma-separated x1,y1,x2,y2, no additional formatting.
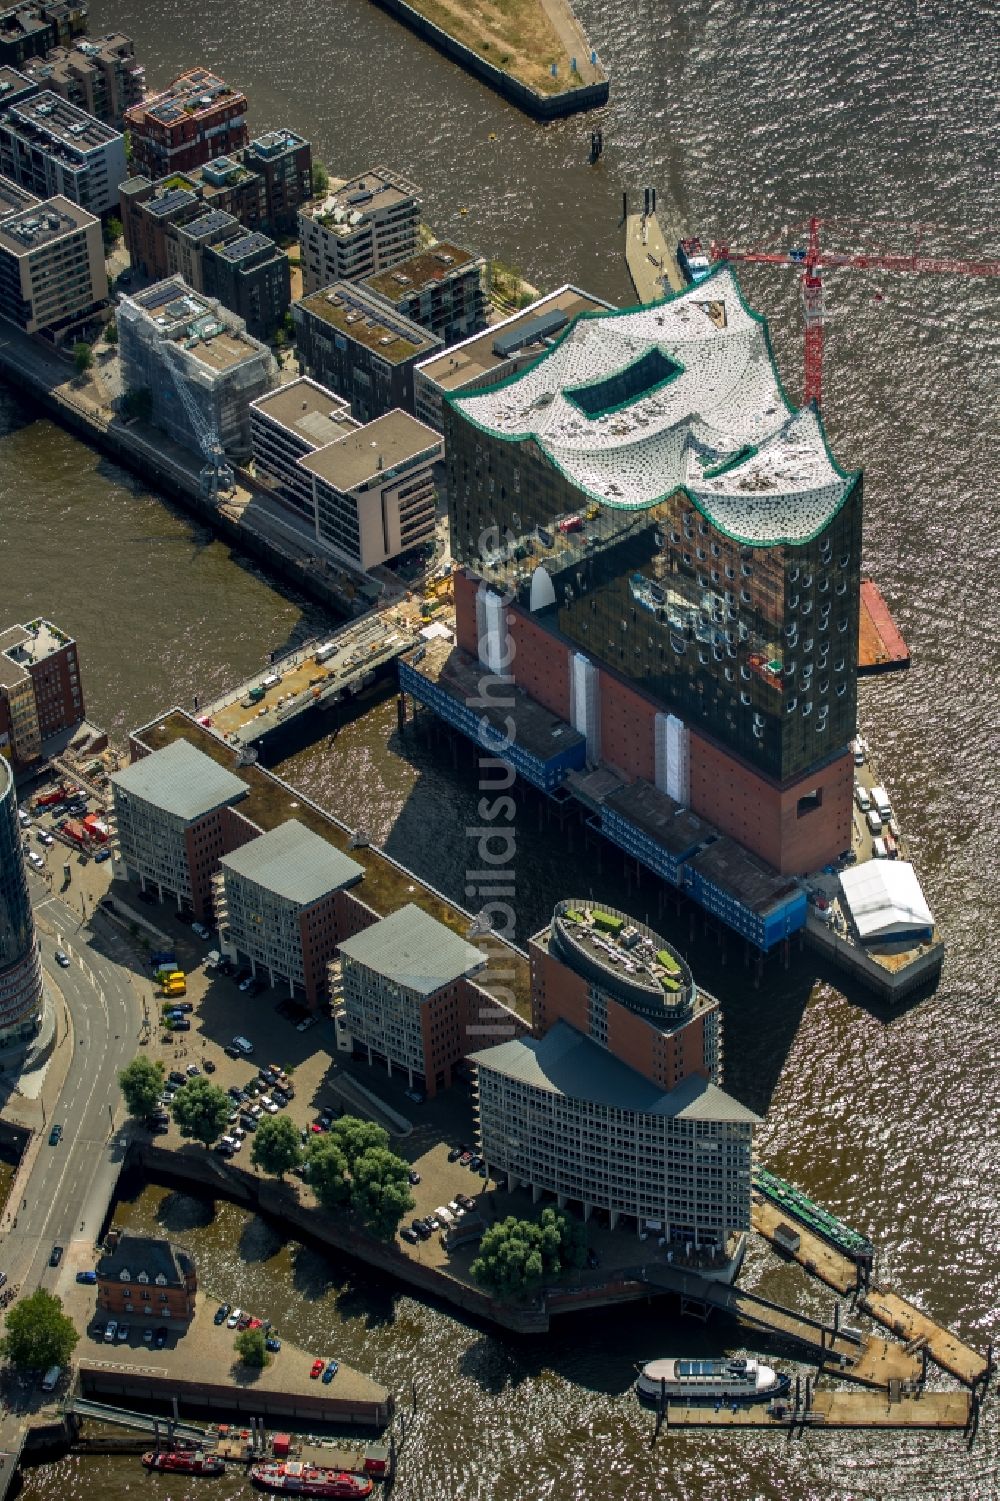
142,1449,224,1475
250,1461,373,1497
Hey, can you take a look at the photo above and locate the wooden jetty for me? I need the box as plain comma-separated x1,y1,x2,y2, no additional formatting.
624,207,686,303
659,1388,971,1431
859,1287,990,1388
752,1197,858,1295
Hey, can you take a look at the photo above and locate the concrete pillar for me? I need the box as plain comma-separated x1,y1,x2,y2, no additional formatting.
583,1202,592,1222
408,1066,414,1087
366,1044,372,1064
532,1183,543,1204
609,1208,617,1230
557,1193,567,1210
507,1172,515,1193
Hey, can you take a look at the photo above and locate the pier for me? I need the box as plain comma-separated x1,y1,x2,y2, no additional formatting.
858,578,911,674
751,1198,858,1296
858,1287,991,1389
624,203,686,303
656,1388,971,1432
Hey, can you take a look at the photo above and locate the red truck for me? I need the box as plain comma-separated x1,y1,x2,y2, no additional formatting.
61,819,89,847
34,782,73,808
557,515,583,535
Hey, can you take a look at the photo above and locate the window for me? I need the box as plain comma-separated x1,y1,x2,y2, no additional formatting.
797,788,823,816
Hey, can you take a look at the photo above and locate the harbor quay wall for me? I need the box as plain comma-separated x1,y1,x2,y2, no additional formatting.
804,915,944,1002
369,0,609,119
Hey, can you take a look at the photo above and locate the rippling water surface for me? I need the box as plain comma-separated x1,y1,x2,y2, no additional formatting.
4,1,999,1496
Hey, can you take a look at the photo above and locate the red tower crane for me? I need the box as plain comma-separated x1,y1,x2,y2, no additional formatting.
710,216,1000,406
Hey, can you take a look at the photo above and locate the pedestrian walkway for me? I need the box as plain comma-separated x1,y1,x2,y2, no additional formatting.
859,1287,990,1388
625,212,686,302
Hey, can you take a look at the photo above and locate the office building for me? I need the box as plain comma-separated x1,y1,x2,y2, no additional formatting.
298,165,419,294
441,266,862,881
414,283,614,432
249,376,358,519
96,1235,197,1323
363,240,486,345
0,88,126,214
0,183,105,335
0,616,84,763
21,31,144,127
299,407,441,569
293,280,439,423
0,756,44,1043
0,62,36,108
0,2,87,69
471,1021,757,1248
124,67,248,181
117,277,278,460
340,903,522,1098
214,819,364,1007
202,227,290,340
243,127,311,231
107,737,251,920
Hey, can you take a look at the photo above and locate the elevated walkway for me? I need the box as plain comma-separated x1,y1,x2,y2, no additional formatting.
62,1395,207,1444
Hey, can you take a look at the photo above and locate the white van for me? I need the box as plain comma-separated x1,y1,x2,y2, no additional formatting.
870,785,892,821
261,672,281,690
434,1205,456,1227
872,837,888,859
103,1320,117,1343
866,808,883,835
41,1365,61,1392
854,784,871,814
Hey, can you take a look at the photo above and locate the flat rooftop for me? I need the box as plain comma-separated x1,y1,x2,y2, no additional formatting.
220,817,364,906
472,1020,760,1123
8,89,120,150
545,899,696,1006
0,170,38,215
305,164,419,225
412,637,586,766
126,279,267,373
416,284,613,394
111,737,248,823
130,68,245,128
297,282,439,363
133,710,532,1015
0,192,95,253
248,128,307,160
339,902,486,995
603,778,711,859
214,229,275,263
251,377,357,449
687,836,801,916
364,241,480,301
177,208,237,243
0,64,34,102
299,409,441,492
1,617,73,666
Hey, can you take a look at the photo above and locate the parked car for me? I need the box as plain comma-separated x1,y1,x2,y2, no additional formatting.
459,1151,473,1166
232,1035,254,1055
185,1063,201,1077
322,1360,339,1384
191,922,211,940
94,848,112,863
37,830,54,847
103,1319,116,1341
448,1147,463,1162
116,1324,129,1343
456,1193,476,1211
400,1226,419,1245
142,1328,154,1343
238,976,255,993
404,1088,425,1105
171,1018,191,1031
203,1059,216,1073
408,1170,421,1185
153,1327,168,1348
54,949,70,968
27,852,44,870
310,1358,324,1378
215,1141,234,1158
214,1303,230,1326
296,1015,319,1033
48,1124,63,1146
469,1156,483,1170
76,1270,97,1285
227,1308,243,1328
169,1070,187,1085
265,1335,281,1353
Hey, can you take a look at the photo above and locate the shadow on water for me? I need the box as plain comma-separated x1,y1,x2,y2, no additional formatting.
154,1187,218,1233
237,1212,285,1265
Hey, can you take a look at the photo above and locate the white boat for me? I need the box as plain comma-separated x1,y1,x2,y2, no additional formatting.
636,1355,790,1405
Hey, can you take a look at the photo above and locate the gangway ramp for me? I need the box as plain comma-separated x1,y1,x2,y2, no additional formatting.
62,1394,207,1444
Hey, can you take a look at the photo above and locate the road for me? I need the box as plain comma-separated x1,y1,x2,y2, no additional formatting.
0,876,144,1480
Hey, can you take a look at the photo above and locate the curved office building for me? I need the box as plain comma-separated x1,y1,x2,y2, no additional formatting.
0,758,44,1044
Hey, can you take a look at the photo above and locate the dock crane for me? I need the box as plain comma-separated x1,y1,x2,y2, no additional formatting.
711,216,1000,406
161,340,235,501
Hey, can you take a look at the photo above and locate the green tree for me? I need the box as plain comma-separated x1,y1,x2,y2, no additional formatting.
311,160,329,196
118,1056,165,1118
103,216,123,248
103,320,118,346
1,1289,79,1371
124,131,134,164
328,1116,388,1171
470,1208,585,1298
234,1326,269,1367
251,1114,301,1180
349,1147,414,1240
282,310,295,340
73,342,93,376
305,1135,350,1211
170,1076,231,1148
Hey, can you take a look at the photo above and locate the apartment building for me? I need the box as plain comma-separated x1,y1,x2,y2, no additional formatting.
0,89,125,214
413,283,613,432
243,127,311,231
22,31,144,127
298,165,419,295
471,1022,758,1249
96,1235,197,1324
0,2,87,69
0,616,84,763
215,819,364,1007
340,903,520,1098
293,281,439,423
201,227,290,341
0,183,105,336
363,240,486,345
249,376,358,519
125,68,248,181
117,277,278,460
299,408,441,570
0,62,36,108
107,737,251,919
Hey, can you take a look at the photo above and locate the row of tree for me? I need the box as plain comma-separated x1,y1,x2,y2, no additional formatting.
118,1058,414,1239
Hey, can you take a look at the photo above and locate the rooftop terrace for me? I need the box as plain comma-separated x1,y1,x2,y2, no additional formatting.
364,241,479,301
297,282,439,362
133,710,532,1015
129,67,244,129
544,898,703,1024
1,616,74,665
249,127,306,160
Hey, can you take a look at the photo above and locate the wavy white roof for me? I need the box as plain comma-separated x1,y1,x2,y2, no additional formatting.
452,265,857,546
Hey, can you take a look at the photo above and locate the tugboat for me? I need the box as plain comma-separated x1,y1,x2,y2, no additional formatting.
636,1355,790,1405
142,1449,225,1475
250,1461,374,1497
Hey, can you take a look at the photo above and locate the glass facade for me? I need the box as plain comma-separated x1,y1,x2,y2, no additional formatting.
0,757,43,1041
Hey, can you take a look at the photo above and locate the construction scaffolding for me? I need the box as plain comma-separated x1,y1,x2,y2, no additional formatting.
117,275,278,464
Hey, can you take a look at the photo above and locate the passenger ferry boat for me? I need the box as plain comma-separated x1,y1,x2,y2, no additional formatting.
636,1356,790,1405
142,1449,225,1475
250,1461,374,1497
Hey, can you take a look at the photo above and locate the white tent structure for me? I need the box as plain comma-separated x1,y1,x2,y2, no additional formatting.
839,861,934,945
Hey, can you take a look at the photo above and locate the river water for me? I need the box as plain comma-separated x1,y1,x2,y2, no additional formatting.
5,1,999,1497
